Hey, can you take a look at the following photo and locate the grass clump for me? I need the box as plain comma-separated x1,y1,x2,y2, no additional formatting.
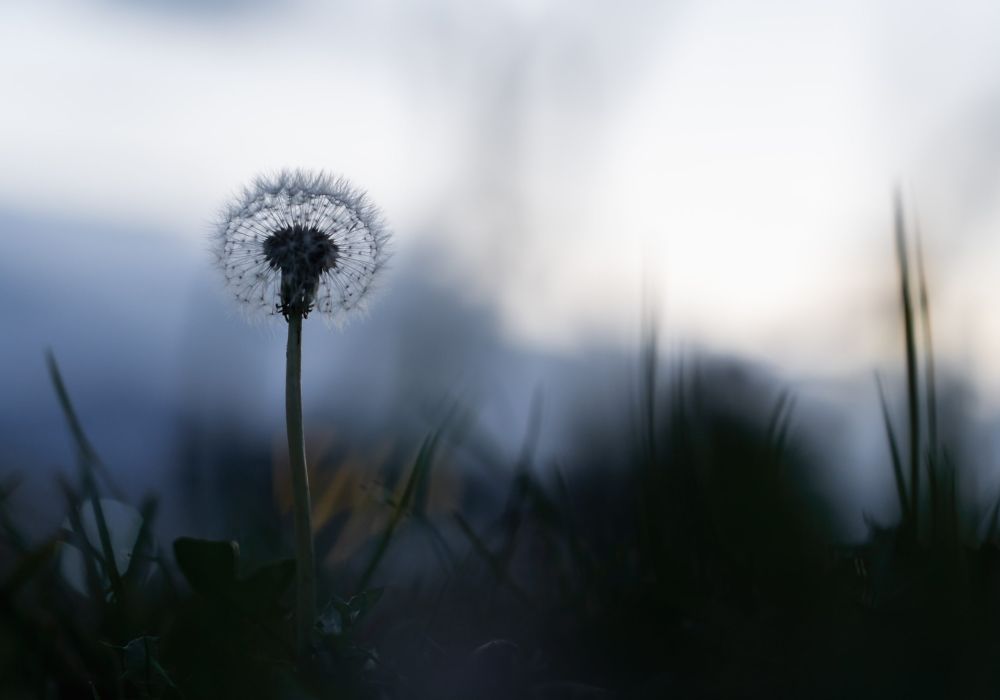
2,197,1000,698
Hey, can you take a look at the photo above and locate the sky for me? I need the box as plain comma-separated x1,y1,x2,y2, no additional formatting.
4,0,1000,536
3,1,1000,372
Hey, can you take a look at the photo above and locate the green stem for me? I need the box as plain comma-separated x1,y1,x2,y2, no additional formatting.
285,311,316,655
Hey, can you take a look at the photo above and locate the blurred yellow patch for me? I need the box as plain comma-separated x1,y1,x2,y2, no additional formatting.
271,428,458,567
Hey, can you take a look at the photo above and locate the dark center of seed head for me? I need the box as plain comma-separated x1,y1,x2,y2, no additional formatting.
263,225,339,317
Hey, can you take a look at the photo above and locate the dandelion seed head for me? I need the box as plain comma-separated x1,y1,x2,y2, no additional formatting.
214,169,390,326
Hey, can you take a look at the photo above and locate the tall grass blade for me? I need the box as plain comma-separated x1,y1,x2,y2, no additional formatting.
641,302,659,469
915,227,938,461
452,511,531,605
416,516,457,575
59,479,110,602
942,449,961,548
44,351,123,500
876,373,909,523
893,195,921,536
120,497,158,591
0,476,29,554
765,389,796,466
495,390,545,575
983,491,1000,541
915,224,942,550
47,352,124,602
357,430,440,591
637,300,662,576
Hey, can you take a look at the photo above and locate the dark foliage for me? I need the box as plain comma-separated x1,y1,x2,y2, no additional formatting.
2,211,999,698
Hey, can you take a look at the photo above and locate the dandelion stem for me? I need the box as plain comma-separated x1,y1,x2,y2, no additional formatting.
285,310,316,655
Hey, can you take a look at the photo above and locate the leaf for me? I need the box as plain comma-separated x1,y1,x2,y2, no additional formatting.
173,537,239,598
315,588,382,639
233,558,296,612
316,605,344,637
175,537,295,619
348,587,383,619
120,636,177,690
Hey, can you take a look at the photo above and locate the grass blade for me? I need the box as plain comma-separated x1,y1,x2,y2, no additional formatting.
915,227,938,454
765,389,796,466
876,373,909,524
47,352,125,602
893,195,921,536
915,225,941,529
357,430,440,591
453,511,531,605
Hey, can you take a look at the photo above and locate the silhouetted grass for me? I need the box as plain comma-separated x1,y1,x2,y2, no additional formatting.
3,205,1000,698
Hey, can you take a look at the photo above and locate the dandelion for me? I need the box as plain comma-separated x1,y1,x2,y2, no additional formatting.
214,169,390,654
216,169,389,325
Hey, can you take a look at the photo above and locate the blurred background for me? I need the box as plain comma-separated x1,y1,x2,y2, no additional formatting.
3,0,1000,543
